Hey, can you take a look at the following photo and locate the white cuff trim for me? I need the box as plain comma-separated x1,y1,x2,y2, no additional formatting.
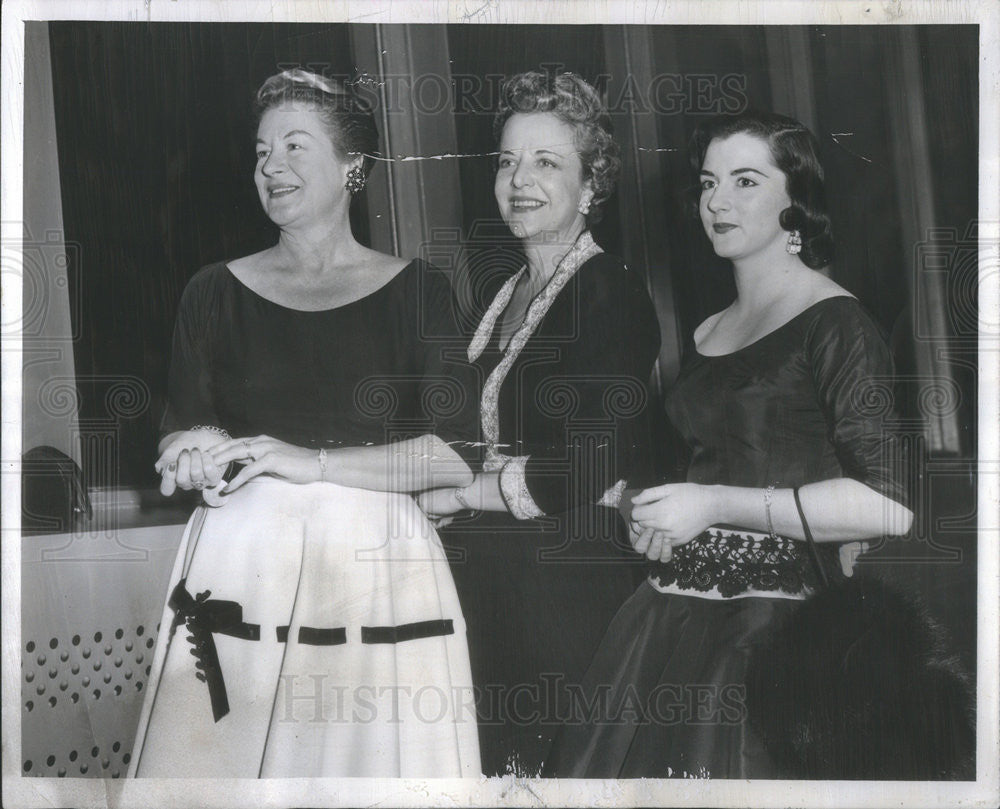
499,456,545,520
597,479,627,508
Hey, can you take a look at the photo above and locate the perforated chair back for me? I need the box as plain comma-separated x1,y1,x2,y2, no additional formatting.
20,525,184,778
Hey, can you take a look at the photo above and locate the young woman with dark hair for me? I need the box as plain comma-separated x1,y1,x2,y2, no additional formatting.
545,109,913,779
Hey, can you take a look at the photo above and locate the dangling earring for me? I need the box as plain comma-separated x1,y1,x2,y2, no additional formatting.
345,167,366,194
786,229,802,255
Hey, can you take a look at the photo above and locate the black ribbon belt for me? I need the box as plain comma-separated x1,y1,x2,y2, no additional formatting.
274,621,453,645
276,625,347,645
169,578,260,722
361,619,454,644
169,579,453,722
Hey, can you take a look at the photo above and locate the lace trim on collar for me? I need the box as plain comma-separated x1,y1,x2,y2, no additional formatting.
473,232,602,515
476,232,601,461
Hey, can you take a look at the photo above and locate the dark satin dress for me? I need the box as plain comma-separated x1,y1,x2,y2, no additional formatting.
544,296,908,778
442,248,661,776
160,259,476,449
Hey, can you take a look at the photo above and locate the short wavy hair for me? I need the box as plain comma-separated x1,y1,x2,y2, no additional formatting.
493,71,621,225
254,68,380,179
689,109,834,269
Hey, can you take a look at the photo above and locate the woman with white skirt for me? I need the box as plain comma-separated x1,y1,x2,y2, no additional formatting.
129,69,481,778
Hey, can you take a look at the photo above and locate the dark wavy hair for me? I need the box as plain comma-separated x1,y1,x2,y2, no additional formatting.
493,71,621,226
254,68,380,179
689,109,834,269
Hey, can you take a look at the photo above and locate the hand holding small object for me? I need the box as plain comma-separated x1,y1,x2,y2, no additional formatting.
629,520,677,563
630,482,718,544
155,428,230,497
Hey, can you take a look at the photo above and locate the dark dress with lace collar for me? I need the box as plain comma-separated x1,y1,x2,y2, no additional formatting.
442,242,661,777
545,295,908,778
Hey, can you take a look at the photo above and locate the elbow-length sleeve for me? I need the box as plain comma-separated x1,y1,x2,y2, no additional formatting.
159,268,223,437
805,299,910,508
509,256,661,517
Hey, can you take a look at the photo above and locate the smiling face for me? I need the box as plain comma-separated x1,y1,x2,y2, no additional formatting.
699,132,793,264
254,101,354,229
494,112,593,243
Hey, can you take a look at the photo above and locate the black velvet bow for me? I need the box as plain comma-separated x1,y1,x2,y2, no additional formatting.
169,579,260,722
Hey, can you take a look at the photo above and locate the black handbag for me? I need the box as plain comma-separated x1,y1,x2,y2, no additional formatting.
745,488,975,780
21,445,92,533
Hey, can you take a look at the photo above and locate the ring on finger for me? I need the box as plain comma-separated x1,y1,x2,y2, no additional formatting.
243,439,254,462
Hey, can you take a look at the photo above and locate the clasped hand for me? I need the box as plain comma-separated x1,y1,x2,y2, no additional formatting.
155,429,229,497
626,483,717,564
415,488,464,529
627,482,868,576
156,432,322,504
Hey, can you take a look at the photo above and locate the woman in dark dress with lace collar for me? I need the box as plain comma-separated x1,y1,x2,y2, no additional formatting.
544,110,914,779
415,72,661,777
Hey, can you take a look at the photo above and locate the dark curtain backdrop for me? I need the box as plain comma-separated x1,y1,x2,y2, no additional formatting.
49,22,364,490
48,22,978,491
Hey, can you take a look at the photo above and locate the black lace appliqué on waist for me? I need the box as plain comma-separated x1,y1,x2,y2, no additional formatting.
647,529,834,598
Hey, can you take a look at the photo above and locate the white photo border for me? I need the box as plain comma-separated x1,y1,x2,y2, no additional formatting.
2,1,997,807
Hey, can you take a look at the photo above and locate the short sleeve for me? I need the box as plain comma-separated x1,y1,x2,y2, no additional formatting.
159,267,223,436
518,257,661,516
805,299,909,508
412,263,482,466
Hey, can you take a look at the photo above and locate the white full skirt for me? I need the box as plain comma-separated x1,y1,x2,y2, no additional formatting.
128,478,481,778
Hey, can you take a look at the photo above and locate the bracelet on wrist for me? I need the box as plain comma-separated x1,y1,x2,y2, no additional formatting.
763,484,777,539
318,448,328,482
453,486,474,511
191,425,231,439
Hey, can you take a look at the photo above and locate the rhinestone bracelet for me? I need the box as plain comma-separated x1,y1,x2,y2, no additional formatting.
453,486,474,511
764,484,777,540
191,425,230,439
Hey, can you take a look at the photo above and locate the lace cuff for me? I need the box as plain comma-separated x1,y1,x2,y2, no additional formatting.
597,479,627,508
499,456,545,520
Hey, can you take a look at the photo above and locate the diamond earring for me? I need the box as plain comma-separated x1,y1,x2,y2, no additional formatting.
345,167,366,194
